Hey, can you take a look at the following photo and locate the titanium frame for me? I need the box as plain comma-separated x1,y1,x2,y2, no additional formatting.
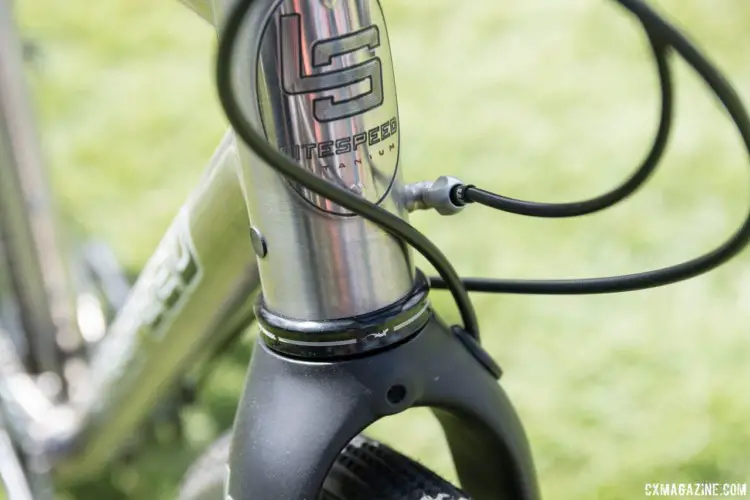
0,0,261,484
0,1,540,498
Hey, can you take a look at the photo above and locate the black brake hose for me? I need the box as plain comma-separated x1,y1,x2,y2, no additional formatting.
455,30,673,218
433,0,750,294
217,0,750,339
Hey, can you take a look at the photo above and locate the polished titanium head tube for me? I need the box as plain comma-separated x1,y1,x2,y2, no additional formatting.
214,0,414,321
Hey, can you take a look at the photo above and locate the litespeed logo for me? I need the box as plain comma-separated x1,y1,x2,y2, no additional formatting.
280,13,384,122
257,0,399,214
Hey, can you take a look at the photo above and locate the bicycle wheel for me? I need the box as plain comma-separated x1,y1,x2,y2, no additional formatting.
179,432,470,500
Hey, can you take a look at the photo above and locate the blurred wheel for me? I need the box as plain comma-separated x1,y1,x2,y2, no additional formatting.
179,432,472,500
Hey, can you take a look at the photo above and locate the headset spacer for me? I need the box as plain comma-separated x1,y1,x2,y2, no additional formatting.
255,271,432,359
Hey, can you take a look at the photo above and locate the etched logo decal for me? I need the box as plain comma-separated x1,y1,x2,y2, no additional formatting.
137,210,199,335
257,0,400,215
280,14,383,122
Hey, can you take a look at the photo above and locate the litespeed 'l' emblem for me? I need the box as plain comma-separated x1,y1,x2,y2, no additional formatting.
256,0,400,216
280,14,383,123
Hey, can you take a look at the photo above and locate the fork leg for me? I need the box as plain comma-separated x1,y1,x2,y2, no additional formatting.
228,313,540,500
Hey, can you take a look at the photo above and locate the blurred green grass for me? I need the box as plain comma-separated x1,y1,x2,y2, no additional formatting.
8,0,750,498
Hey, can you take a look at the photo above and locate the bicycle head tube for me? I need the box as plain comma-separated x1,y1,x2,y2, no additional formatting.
212,4,542,499
214,0,418,356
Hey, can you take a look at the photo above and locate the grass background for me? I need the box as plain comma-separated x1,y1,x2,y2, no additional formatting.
4,0,750,498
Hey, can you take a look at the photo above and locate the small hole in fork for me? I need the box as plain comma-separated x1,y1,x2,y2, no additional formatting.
386,384,407,405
